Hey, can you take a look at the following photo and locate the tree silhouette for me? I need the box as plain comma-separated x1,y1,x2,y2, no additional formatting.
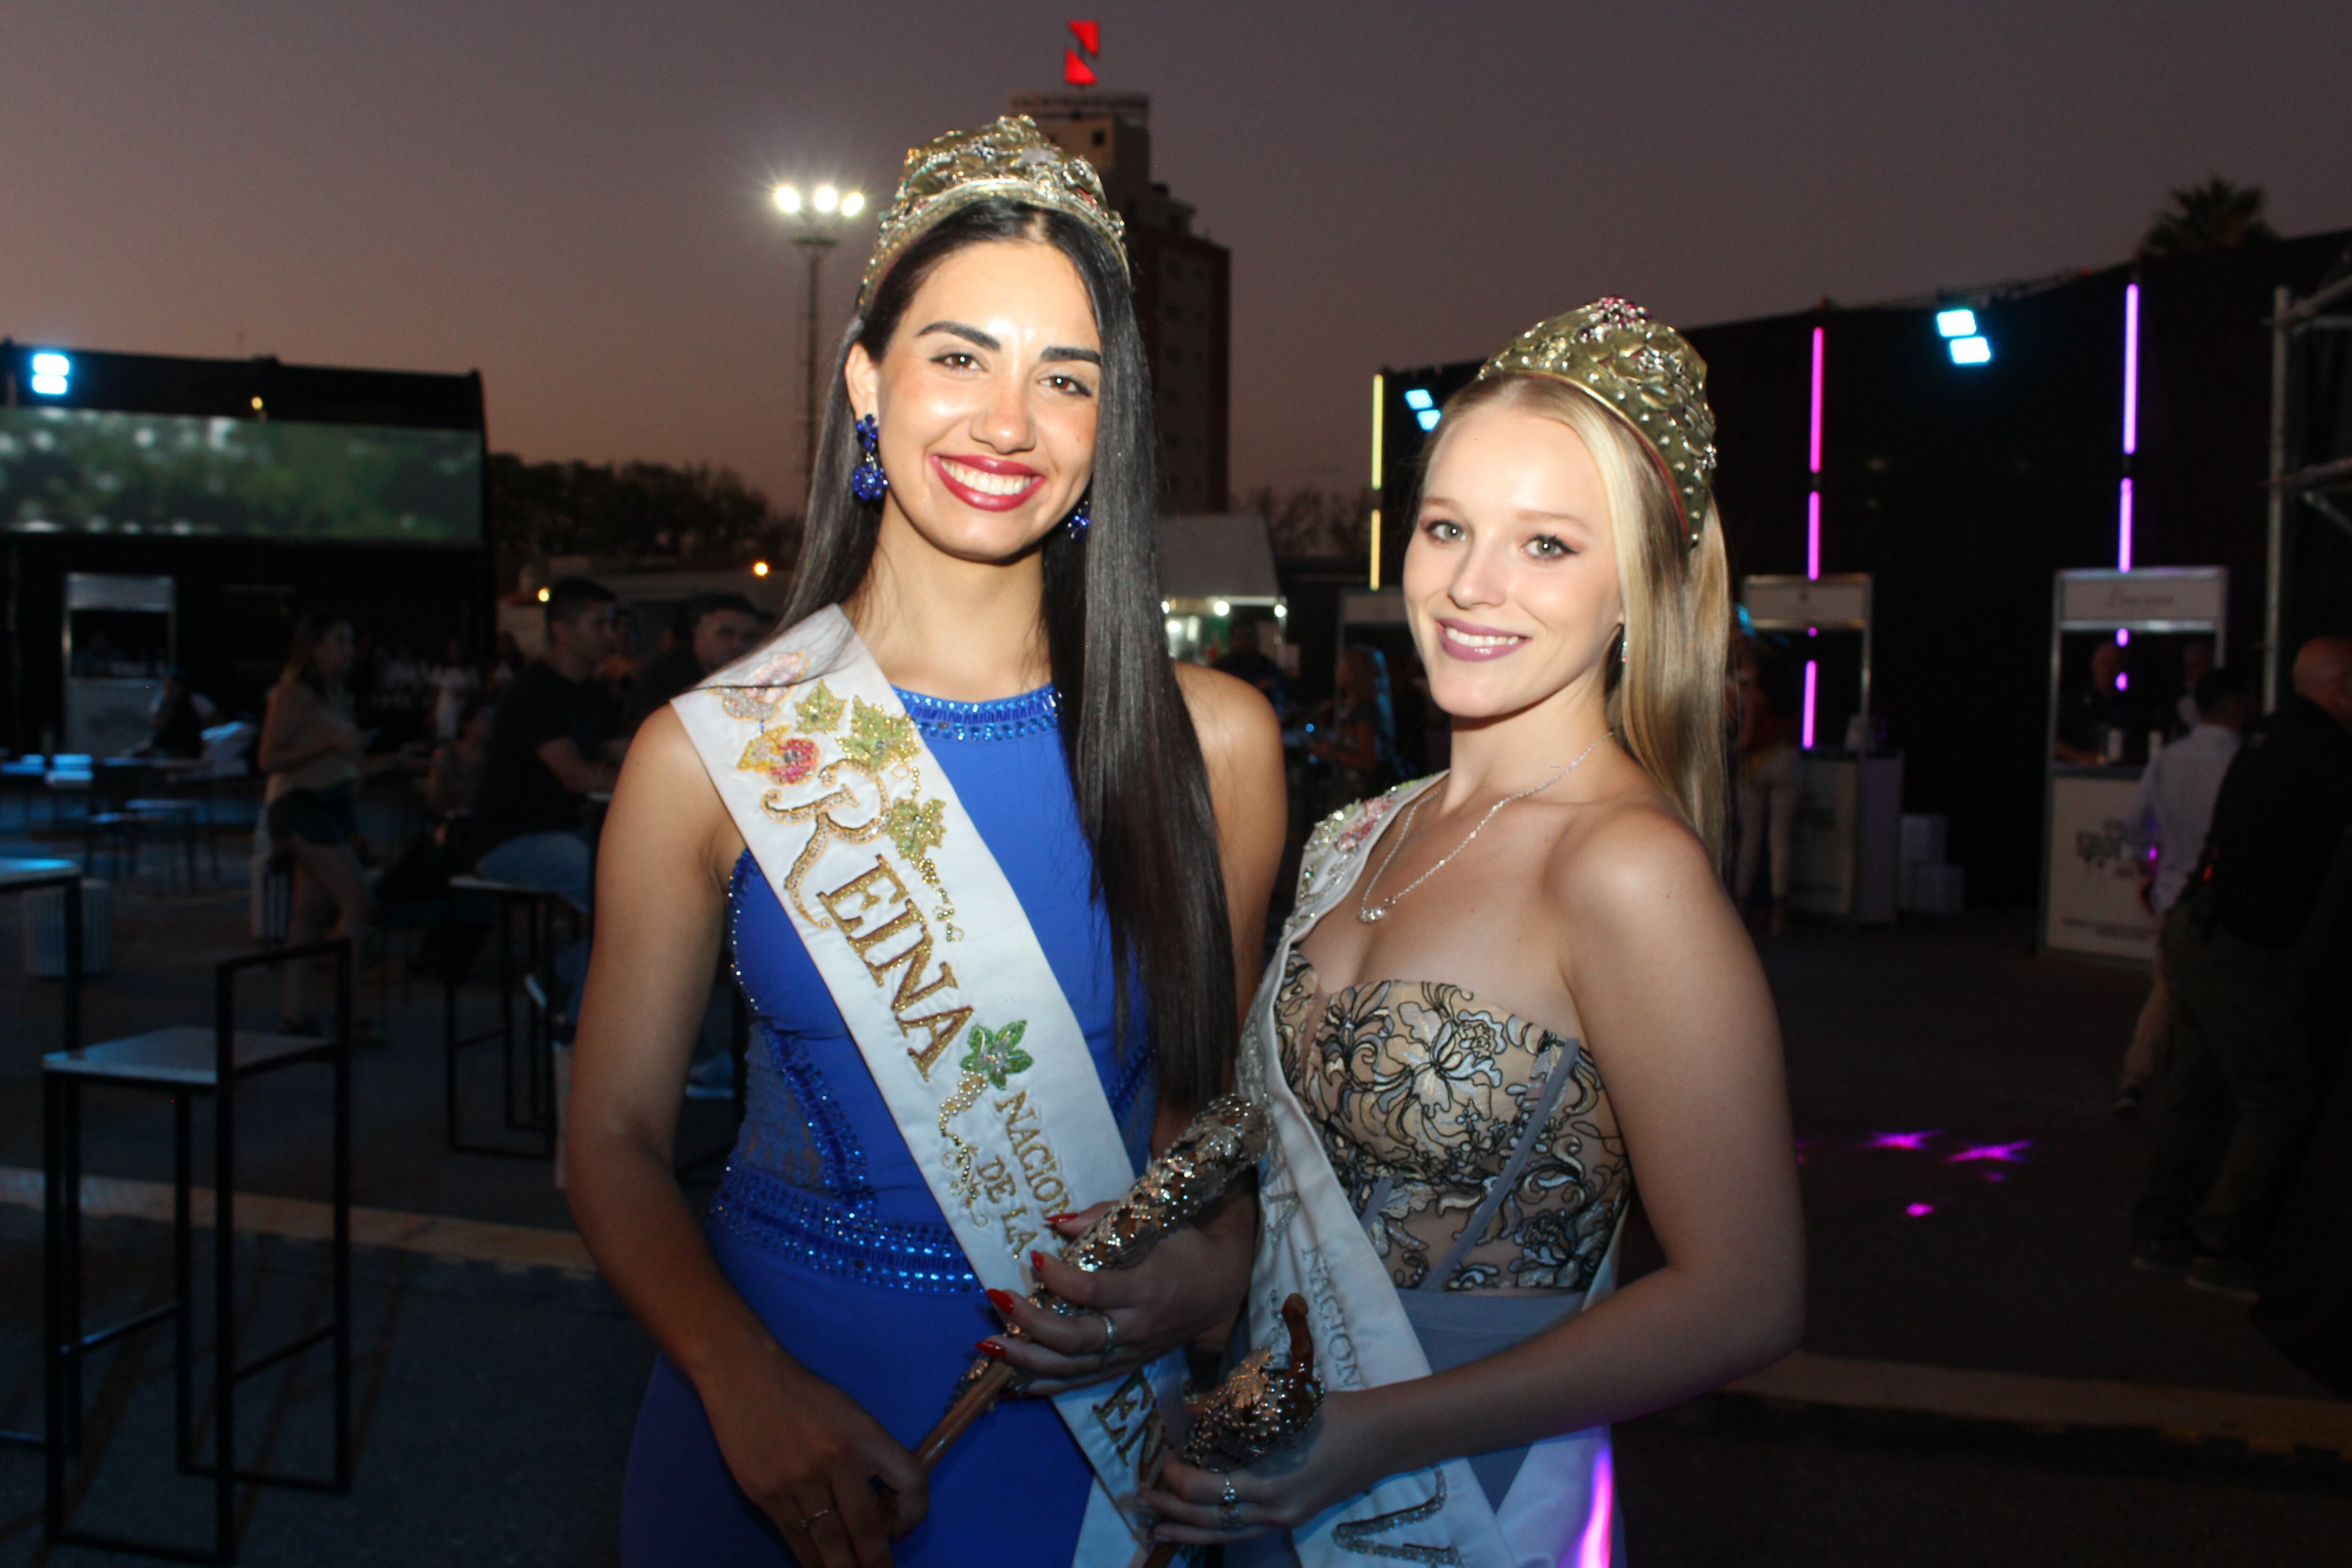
2140,177,2280,256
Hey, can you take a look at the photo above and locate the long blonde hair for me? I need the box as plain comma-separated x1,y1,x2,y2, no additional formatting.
1432,373,1732,863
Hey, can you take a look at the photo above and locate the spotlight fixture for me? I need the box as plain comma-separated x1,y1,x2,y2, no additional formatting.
28,350,71,397
1934,308,1978,339
1947,336,1993,366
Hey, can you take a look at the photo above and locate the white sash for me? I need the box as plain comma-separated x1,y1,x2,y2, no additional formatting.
673,606,1177,1567
1237,778,1624,1568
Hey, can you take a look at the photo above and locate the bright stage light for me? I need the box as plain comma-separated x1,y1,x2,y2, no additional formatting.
1935,308,1977,339
752,560,771,578
1948,335,1992,366
1212,599,1231,616
28,350,70,397
840,191,866,217
814,185,839,214
1273,603,1287,618
773,184,802,214
1402,388,1435,411
537,587,551,603
1414,409,1441,431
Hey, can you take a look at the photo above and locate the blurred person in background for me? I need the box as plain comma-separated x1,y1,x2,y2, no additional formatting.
2175,638,2215,738
1732,637,1801,937
258,610,402,1035
2056,638,2143,764
429,636,481,742
428,697,493,824
2133,637,2352,1301
1213,616,1285,709
135,671,215,759
474,576,625,911
1306,644,1394,812
628,593,761,733
2113,665,2248,1115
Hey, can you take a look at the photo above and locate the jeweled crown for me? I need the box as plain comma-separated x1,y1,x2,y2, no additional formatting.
1478,298,1719,548
858,115,1129,311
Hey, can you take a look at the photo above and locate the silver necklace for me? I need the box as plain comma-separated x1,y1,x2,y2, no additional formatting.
1355,733,1611,924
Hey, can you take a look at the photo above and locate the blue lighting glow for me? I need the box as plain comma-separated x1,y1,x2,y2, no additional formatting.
1935,309,1977,339
1948,335,1992,366
1414,408,1441,431
28,350,71,397
1402,388,1435,411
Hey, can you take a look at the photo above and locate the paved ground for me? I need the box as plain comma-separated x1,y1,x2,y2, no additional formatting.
1,820,2344,1565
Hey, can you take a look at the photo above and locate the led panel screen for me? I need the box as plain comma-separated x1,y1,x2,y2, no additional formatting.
0,406,481,542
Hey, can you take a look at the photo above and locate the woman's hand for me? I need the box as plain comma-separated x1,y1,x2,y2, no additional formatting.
983,1195,1255,1396
1136,1390,1393,1546
696,1340,929,1568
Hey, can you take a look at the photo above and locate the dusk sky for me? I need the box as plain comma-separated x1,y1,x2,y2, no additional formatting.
7,1,2348,513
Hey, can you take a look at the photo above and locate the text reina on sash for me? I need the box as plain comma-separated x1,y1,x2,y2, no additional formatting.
816,852,1074,1232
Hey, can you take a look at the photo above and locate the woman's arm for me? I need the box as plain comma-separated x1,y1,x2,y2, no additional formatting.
567,708,926,1566
1145,803,1805,1542
994,666,1287,1392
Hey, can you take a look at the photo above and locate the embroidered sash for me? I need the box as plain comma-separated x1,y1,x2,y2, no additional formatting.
1237,777,1624,1568
674,606,1176,1566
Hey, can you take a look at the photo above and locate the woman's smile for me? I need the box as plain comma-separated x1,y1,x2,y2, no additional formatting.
1434,617,1531,661
931,453,1044,509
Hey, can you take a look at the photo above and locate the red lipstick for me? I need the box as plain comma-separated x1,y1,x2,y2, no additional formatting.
930,453,1044,512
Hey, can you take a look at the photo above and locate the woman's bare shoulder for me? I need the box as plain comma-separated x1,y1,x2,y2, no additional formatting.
1542,784,1725,934
1173,662,1281,775
611,706,739,876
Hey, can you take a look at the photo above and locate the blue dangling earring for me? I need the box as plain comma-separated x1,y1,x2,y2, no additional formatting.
1064,496,1092,539
850,414,889,502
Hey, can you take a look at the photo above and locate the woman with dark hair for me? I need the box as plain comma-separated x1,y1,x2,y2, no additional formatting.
1142,302,1801,1564
257,610,392,1031
567,118,1284,1568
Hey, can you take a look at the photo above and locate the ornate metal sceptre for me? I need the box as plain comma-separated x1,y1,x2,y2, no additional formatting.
910,1096,1270,1472
1139,1292,1326,1568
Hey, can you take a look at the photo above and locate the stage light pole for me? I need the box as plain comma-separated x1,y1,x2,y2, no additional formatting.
772,182,867,504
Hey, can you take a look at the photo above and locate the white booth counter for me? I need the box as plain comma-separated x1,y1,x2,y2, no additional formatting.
1789,748,1903,925
2039,565,2228,963
2045,763,2158,962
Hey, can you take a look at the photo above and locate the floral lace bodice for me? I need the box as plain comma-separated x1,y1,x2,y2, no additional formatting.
1273,949,1631,1293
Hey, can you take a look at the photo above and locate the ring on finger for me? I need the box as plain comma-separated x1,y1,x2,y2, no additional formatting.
796,1504,835,1531
1218,1479,1242,1531
1093,1310,1120,1362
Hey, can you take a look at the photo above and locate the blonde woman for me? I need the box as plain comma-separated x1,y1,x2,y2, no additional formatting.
1144,301,1804,1564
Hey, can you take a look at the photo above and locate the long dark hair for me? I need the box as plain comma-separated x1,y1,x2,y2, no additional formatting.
282,610,351,700
782,200,1235,1107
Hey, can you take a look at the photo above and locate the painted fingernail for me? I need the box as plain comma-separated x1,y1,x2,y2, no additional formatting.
985,1288,1018,1313
974,1338,1008,1361
1044,1212,1077,1225
1031,1250,1049,1272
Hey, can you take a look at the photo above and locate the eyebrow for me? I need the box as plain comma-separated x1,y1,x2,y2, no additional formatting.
915,320,1100,366
1421,495,1592,528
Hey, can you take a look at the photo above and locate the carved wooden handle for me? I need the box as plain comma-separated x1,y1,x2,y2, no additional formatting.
912,1359,1017,1472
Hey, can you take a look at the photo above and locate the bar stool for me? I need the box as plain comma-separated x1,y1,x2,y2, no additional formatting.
443,875,573,1159
42,938,352,1564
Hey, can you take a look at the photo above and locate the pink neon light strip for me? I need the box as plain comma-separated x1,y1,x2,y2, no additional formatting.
2118,477,2134,571
1806,492,1821,580
1802,660,1818,748
1575,1446,1616,1568
2122,283,2139,456
1808,326,1825,474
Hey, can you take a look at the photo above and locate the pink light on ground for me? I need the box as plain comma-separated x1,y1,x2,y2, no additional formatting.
2122,283,2140,456
1801,660,1818,748
1946,1140,2031,1164
1575,1445,1616,1568
1857,1130,1942,1151
2118,477,2134,570
1806,491,1821,580
2116,628,2130,645
1905,1203,1936,1218
2117,672,2130,692
1809,326,1825,474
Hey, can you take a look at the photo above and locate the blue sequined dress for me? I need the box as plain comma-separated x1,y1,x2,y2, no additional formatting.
620,686,1155,1567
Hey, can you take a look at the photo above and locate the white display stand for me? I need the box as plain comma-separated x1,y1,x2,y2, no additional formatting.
1790,750,1903,925
2040,566,2227,961
2044,769,2156,961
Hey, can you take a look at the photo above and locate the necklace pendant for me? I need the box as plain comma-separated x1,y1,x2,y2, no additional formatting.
1357,906,1386,924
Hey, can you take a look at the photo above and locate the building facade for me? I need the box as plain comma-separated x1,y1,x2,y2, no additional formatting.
1011,92,1230,512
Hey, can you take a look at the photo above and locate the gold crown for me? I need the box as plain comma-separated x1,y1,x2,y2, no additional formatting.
858,115,1129,311
1478,298,1718,547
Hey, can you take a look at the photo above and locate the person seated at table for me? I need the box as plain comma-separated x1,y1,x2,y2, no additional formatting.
627,593,761,734
133,672,214,759
473,577,627,910
2056,639,2149,764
